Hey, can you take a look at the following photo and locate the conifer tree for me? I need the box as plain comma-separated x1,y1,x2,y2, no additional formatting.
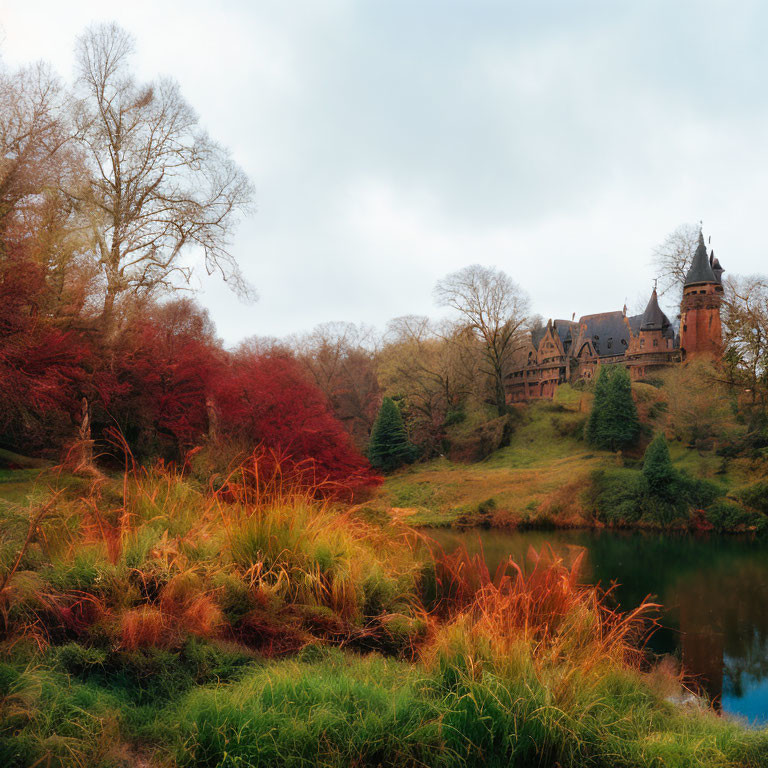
585,366,610,445
586,366,640,451
602,366,640,451
642,433,678,499
367,397,416,471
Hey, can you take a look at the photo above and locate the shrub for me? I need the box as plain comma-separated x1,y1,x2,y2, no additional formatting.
642,434,677,500
735,481,768,515
551,412,587,439
586,469,645,524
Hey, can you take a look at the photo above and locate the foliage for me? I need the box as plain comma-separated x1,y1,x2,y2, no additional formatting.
434,265,530,416
661,358,738,448
585,366,640,451
705,500,768,534
735,481,768,515
0,247,92,454
642,433,677,500
368,397,417,472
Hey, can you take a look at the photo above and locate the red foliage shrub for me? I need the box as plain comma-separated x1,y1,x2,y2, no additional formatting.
212,349,381,494
93,299,221,460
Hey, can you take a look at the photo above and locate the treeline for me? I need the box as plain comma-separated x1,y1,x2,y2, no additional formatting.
3,25,768,485
0,24,532,488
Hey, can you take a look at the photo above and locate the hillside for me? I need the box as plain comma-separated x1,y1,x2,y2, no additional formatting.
373,384,764,530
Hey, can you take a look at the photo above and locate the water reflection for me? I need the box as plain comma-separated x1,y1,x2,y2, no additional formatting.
430,528,768,724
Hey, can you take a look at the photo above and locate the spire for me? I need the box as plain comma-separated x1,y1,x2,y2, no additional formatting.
710,249,724,284
684,229,717,286
640,287,670,332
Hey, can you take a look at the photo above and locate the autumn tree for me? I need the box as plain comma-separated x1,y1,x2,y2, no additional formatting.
69,23,254,335
291,321,380,449
434,265,529,416
722,275,768,405
378,315,476,454
92,298,221,460
0,61,70,238
661,358,735,447
212,349,379,493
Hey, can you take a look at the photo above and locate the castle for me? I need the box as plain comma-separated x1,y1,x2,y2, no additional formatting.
505,231,724,402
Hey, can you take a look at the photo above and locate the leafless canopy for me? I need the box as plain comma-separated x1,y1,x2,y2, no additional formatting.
723,275,768,402
434,264,530,415
69,23,254,329
0,61,70,234
651,223,701,301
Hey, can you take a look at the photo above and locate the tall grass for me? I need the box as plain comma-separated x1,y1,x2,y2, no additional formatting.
2,455,768,766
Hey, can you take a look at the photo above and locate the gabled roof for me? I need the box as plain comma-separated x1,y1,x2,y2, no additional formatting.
553,319,579,347
685,231,717,286
577,311,631,357
531,326,547,350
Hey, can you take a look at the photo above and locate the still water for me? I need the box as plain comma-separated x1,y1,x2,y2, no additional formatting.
430,528,768,725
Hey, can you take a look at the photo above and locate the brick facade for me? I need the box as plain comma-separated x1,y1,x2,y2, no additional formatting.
505,232,723,403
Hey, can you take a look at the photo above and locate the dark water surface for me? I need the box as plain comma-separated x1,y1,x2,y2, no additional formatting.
429,528,768,725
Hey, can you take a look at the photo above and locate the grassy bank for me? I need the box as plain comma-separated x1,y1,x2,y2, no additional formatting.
374,387,767,531
1,457,768,765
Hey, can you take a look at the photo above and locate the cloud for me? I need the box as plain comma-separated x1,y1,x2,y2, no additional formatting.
2,1,767,343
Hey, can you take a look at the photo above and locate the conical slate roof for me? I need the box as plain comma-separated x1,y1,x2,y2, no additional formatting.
640,288,670,332
684,231,717,285
711,251,724,284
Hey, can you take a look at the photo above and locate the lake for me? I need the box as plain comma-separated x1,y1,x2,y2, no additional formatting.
429,527,768,725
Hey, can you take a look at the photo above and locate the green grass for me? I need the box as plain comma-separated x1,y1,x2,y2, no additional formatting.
4,642,764,768
379,399,604,527
0,454,767,766
377,388,765,530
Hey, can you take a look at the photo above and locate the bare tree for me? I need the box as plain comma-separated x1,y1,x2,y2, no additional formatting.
69,23,254,334
434,264,530,416
723,275,768,404
0,61,71,237
291,322,380,447
651,223,701,302
379,315,477,454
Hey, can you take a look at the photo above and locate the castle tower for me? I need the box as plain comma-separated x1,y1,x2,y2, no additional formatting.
679,231,724,358
626,286,677,379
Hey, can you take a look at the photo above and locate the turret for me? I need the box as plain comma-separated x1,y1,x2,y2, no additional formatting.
710,250,724,284
680,229,723,358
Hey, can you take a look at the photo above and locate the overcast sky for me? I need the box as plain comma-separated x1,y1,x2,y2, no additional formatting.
2,1,766,344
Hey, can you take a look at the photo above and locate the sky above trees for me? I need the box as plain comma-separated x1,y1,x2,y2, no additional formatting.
2,0,767,344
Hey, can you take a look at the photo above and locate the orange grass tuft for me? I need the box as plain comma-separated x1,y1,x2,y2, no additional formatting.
427,543,660,672
119,606,167,650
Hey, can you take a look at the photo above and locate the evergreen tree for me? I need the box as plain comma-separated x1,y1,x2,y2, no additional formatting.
602,366,640,451
586,366,640,451
585,366,610,445
642,433,678,500
367,397,416,471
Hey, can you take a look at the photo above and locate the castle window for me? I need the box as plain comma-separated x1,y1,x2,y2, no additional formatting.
607,339,612,349
653,339,658,347
640,338,645,346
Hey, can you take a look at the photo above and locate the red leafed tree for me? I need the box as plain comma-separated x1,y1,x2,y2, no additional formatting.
0,247,91,453
213,349,381,494
94,299,221,460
